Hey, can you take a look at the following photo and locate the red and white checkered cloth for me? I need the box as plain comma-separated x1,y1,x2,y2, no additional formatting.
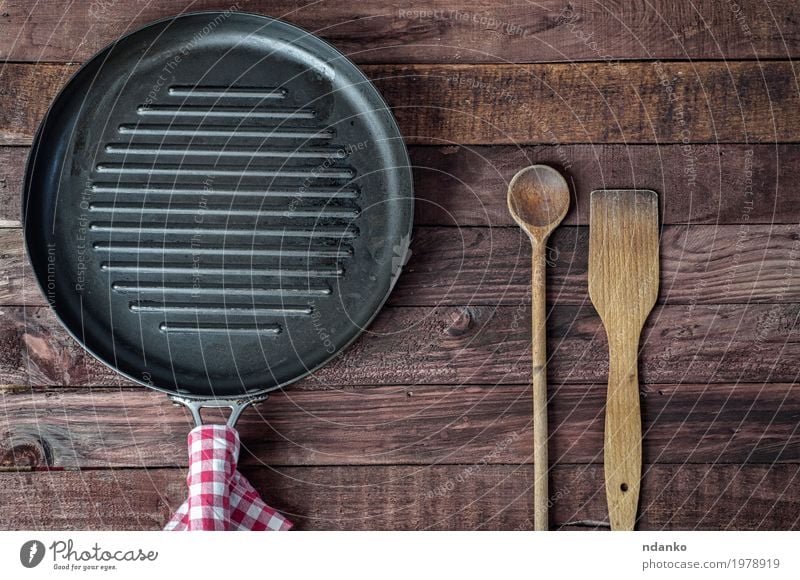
164,425,293,531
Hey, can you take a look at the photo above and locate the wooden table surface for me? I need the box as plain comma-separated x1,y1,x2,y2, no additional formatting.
1,1,799,530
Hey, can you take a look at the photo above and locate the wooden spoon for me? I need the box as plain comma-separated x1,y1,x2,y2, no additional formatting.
507,165,570,531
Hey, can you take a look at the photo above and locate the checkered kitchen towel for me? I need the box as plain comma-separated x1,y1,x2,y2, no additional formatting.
164,425,293,531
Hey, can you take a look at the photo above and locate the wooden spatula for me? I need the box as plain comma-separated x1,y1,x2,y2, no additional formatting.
588,189,659,531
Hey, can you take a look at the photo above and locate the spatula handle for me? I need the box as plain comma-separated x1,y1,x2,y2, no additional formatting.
604,335,643,531
531,243,549,531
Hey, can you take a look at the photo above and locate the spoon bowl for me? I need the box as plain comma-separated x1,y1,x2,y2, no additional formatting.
507,165,571,239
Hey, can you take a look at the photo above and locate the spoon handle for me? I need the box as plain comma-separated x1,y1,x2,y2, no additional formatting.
531,241,549,531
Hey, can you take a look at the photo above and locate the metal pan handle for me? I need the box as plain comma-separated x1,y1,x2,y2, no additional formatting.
165,393,280,531
169,394,269,428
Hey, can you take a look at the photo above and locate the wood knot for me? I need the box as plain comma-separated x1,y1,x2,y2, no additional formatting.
447,307,475,336
1,438,51,469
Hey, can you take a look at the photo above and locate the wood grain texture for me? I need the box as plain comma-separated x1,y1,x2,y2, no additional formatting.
2,383,798,469
1,1,798,63
589,189,660,530
3,62,800,145
0,464,797,530
0,147,25,227
374,61,800,144
408,144,800,226
4,224,800,308
2,0,799,533
5,144,800,227
1,303,798,387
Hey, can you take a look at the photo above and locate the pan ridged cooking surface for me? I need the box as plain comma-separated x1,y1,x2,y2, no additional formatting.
92,82,360,337
24,13,413,397
89,85,360,335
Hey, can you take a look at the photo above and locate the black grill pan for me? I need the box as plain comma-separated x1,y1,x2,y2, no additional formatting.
23,12,413,418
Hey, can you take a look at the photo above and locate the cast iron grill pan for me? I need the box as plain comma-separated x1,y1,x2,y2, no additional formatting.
23,12,413,399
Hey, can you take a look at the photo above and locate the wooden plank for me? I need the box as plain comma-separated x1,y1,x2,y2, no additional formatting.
409,144,800,226
0,228,35,304
3,62,800,145
0,64,77,146
0,147,25,227
4,224,800,308
2,1,799,64
1,383,797,469
1,303,798,387
6,143,799,227
0,464,797,530
375,61,800,144
395,224,800,307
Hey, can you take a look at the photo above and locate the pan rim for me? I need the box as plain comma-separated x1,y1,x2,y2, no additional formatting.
22,10,414,399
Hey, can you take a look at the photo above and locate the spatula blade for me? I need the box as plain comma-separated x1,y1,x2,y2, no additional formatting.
588,189,659,325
